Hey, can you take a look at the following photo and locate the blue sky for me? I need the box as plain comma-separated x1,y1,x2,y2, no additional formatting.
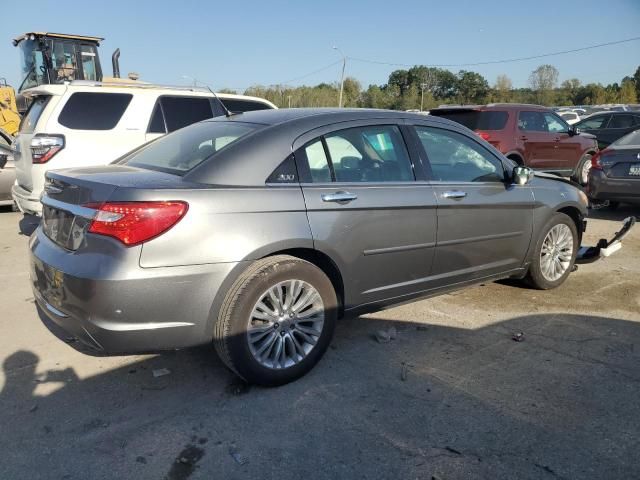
2,0,639,91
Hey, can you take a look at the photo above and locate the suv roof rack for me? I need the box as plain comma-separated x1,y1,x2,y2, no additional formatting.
68,80,214,93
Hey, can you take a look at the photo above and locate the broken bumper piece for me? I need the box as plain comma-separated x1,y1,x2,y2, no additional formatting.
576,216,636,264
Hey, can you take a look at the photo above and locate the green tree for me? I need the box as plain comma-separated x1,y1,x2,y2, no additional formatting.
529,64,559,105
619,79,638,103
494,74,512,102
456,70,489,104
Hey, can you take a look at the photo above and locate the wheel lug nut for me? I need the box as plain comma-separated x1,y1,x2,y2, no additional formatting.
280,331,285,336
274,323,279,329
289,313,294,318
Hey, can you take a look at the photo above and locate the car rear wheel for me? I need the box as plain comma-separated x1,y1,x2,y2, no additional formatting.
214,255,337,386
526,213,578,290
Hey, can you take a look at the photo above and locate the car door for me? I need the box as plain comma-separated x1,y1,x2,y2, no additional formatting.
294,122,438,308
576,114,611,150
543,111,582,170
517,111,557,169
602,114,637,146
412,125,534,286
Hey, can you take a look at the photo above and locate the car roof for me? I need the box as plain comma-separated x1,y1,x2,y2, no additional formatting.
430,103,550,113
186,108,472,186
21,82,276,107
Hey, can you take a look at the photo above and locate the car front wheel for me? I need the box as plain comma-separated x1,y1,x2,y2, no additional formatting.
214,255,337,386
526,213,578,290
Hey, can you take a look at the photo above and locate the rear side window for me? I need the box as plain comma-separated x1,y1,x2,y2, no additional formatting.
433,111,508,130
298,125,414,183
221,98,272,112
19,95,50,133
58,92,132,130
608,115,635,129
124,121,258,174
160,96,213,132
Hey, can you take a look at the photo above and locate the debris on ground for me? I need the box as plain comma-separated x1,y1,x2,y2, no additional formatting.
152,368,171,378
445,446,462,455
29,404,38,413
375,326,398,343
512,332,525,342
229,448,247,465
401,363,408,381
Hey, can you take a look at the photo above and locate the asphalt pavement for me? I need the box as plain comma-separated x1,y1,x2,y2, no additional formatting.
0,205,638,480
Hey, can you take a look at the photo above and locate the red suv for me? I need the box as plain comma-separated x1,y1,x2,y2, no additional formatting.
429,104,598,184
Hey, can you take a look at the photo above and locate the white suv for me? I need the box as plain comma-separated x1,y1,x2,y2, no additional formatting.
12,81,276,214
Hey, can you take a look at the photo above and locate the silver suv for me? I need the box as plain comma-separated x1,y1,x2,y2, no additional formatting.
31,109,591,385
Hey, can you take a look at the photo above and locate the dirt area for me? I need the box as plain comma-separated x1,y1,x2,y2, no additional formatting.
0,206,638,480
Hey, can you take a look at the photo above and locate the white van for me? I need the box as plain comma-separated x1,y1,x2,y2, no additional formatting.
12,81,276,214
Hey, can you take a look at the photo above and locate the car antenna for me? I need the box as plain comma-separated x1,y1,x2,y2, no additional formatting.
204,84,236,118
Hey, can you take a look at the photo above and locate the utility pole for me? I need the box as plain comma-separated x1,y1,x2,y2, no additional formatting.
333,46,346,108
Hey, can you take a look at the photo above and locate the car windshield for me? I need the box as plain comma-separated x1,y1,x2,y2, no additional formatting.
433,110,508,130
123,121,260,175
612,129,640,147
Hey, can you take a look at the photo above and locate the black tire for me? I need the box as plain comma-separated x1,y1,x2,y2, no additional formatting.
572,153,592,186
214,255,337,386
526,213,578,290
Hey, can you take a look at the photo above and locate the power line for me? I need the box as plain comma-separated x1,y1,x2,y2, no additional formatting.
348,36,640,68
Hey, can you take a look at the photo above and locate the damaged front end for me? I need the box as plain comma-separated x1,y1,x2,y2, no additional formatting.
576,216,636,264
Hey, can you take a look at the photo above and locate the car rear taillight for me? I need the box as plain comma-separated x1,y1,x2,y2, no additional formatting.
31,134,65,164
591,149,609,171
86,201,188,246
475,131,491,141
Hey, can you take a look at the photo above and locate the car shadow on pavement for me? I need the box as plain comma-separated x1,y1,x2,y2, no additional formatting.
587,204,639,221
18,213,40,236
1,312,639,480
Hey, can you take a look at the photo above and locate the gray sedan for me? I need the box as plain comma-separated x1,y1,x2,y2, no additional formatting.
31,109,591,385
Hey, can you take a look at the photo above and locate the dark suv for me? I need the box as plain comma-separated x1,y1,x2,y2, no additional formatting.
429,104,599,184
574,111,640,150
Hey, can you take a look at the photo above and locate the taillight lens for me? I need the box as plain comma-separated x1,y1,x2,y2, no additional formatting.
31,134,65,164
86,201,188,246
475,131,491,141
591,149,608,171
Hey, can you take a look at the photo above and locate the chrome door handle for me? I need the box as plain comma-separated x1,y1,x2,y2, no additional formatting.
321,191,358,203
441,190,467,199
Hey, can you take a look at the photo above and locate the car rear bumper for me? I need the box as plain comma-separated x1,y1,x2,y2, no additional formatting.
12,182,42,215
30,227,240,353
588,170,640,204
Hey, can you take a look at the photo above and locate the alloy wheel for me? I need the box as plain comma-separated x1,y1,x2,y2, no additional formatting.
540,224,574,282
247,280,325,369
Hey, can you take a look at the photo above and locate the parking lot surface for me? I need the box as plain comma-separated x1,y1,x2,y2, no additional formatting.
1,206,639,480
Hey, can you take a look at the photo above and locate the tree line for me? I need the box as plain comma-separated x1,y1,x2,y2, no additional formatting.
234,64,640,110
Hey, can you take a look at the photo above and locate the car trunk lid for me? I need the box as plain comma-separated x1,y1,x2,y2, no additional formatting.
597,147,640,179
41,165,187,250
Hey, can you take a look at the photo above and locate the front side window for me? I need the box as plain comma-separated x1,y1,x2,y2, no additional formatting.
577,114,610,130
415,126,504,182
58,92,132,130
123,121,258,174
160,96,214,132
324,125,413,182
543,113,568,133
518,111,547,132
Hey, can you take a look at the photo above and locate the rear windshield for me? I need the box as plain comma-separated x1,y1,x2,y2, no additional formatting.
19,95,50,133
221,98,272,112
433,110,508,131
123,121,259,174
612,129,640,146
58,92,133,130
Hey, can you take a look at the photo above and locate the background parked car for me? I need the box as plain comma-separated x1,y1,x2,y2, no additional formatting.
31,108,590,386
574,111,640,150
0,142,14,207
588,128,640,208
429,103,598,184
11,81,276,215
558,111,581,125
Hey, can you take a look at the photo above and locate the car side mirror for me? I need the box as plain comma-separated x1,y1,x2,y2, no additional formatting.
512,166,533,185
568,126,580,136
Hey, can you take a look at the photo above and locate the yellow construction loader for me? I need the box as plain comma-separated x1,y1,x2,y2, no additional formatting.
0,79,19,145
